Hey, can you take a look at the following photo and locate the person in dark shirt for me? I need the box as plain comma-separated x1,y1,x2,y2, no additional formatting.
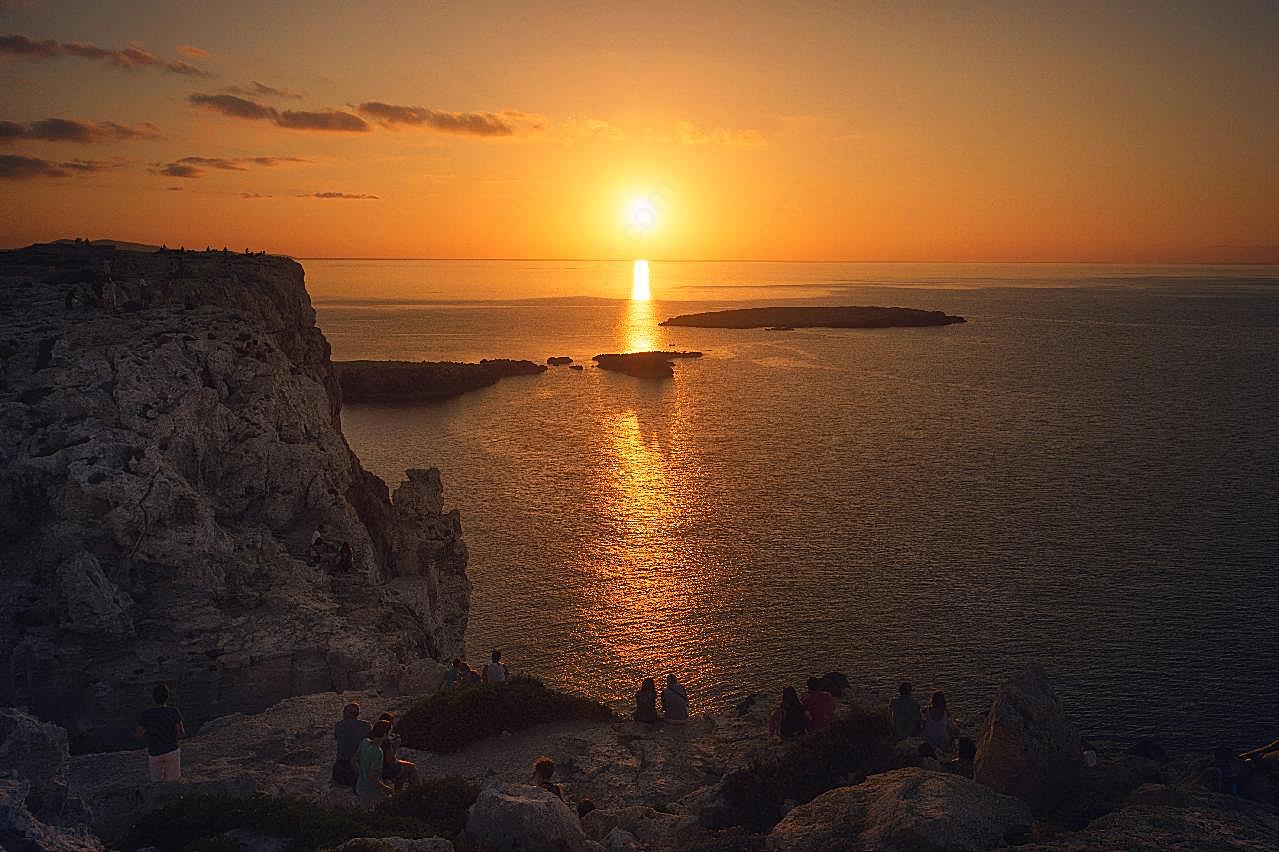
136,683,186,782
333,702,372,786
532,755,565,800
376,712,416,791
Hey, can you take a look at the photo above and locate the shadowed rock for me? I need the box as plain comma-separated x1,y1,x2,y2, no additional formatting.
766,767,1032,851
592,350,703,378
336,359,546,403
0,243,470,750
660,305,965,329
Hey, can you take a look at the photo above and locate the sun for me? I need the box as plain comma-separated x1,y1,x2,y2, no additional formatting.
627,197,659,232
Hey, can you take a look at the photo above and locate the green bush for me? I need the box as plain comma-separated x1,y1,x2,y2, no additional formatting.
397,674,616,753
374,776,480,836
127,778,479,852
720,707,892,833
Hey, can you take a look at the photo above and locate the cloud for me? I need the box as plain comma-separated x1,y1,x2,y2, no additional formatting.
240,192,272,199
0,117,161,144
0,153,115,178
226,80,303,100
304,191,379,200
0,33,211,75
276,109,368,132
675,121,765,147
357,101,545,136
153,154,307,178
176,44,209,59
0,33,58,57
189,92,368,132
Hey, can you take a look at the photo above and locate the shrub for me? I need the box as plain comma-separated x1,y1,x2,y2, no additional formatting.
720,707,892,832
374,776,480,836
127,780,477,852
397,674,616,753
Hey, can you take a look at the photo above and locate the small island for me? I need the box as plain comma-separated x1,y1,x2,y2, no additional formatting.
592,350,703,378
659,305,965,329
336,358,546,403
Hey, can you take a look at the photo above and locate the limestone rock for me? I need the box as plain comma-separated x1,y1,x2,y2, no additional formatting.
1017,783,1279,850
0,778,104,852
335,838,454,851
974,663,1083,808
0,245,470,748
582,804,681,847
765,767,1032,851
464,782,592,852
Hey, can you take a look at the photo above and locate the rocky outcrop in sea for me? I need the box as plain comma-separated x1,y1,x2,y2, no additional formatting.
0,244,470,750
335,358,546,403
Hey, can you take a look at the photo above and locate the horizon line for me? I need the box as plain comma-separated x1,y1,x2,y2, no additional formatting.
294,256,1279,266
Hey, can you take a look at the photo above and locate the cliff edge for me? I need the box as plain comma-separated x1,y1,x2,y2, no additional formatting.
0,244,470,750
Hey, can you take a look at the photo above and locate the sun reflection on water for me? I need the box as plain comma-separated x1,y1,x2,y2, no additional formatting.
621,260,657,352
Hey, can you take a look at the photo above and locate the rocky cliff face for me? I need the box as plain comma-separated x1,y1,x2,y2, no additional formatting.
0,244,469,749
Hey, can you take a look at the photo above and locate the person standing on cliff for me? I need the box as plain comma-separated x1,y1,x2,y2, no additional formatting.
136,683,186,782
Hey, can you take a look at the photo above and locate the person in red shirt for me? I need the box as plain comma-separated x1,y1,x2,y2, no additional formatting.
802,676,837,731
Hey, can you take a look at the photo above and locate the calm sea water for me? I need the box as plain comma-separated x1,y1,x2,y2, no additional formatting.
307,259,1279,750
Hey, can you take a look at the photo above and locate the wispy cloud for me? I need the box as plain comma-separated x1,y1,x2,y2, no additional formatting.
303,191,379,200
189,92,369,132
226,80,303,100
0,117,161,144
0,33,212,75
0,153,118,179
674,121,766,147
176,44,209,59
153,154,306,178
357,102,545,137
561,117,626,143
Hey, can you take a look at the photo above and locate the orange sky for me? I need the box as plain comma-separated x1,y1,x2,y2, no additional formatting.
2,1,1277,261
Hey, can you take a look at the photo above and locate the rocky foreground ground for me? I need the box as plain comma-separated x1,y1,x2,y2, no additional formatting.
4,663,1277,850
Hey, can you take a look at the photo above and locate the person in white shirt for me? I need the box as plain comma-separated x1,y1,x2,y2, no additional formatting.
482,649,509,684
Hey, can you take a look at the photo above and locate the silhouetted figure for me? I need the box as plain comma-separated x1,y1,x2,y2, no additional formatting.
310,525,327,565
661,674,689,723
634,678,658,723
377,712,416,791
803,676,836,731
336,541,354,572
771,686,810,740
332,702,371,786
483,649,509,684
922,690,957,755
442,658,465,691
136,683,186,782
532,755,564,800
889,681,922,739
950,736,977,778
357,719,393,803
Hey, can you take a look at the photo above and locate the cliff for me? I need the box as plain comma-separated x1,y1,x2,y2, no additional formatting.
335,359,546,403
0,244,470,750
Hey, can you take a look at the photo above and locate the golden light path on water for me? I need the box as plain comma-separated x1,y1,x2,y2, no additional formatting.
575,259,718,694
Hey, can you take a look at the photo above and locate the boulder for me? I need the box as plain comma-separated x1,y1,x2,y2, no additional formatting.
334,838,454,851
765,767,1032,851
1016,783,1279,850
974,663,1083,808
547,356,574,366
0,707,75,819
581,804,680,847
464,782,591,851
0,778,104,852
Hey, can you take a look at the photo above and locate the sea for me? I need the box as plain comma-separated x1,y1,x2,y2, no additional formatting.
306,259,1279,751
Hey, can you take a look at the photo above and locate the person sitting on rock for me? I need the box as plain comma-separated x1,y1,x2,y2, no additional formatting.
333,702,371,787
455,660,481,687
770,686,810,741
310,526,327,565
442,658,465,691
803,676,837,731
532,755,565,800
661,674,689,724
889,681,922,739
949,737,977,778
922,690,958,755
357,719,394,803
634,678,659,723
336,541,354,572
136,682,186,782
482,649,509,684
376,712,416,791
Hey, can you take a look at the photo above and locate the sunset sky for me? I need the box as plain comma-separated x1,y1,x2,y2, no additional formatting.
1,0,1276,261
